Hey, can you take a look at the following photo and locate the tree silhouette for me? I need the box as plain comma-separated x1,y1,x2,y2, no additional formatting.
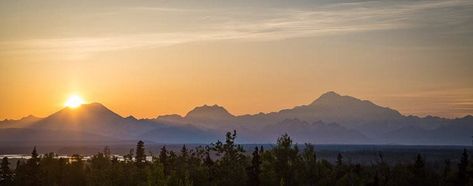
211,130,248,186
0,157,13,185
29,146,39,165
336,153,343,167
301,143,317,185
247,146,262,186
458,149,469,185
413,154,426,185
135,140,146,168
201,146,214,184
4,133,473,186
159,145,170,177
442,159,453,185
14,147,41,185
273,133,298,186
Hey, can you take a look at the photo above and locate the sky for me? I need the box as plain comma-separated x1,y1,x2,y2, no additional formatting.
1,0,472,120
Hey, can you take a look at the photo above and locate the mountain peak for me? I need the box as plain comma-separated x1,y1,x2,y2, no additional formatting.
61,102,110,112
185,104,234,120
126,115,138,121
48,102,123,121
311,91,352,105
76,102,106,109
321,91,341,97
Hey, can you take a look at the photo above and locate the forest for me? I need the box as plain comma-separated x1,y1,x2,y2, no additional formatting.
1,131,473,186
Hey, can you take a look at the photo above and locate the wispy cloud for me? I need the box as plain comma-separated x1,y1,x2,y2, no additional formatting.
379,88,473,118
1,0,472,55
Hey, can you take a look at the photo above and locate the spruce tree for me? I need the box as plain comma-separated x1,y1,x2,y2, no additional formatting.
336,153,343,167
247,147,262,186
23,146,40,185
0,157,13,185
159,146,170,176
29,146,39,165
413,154,426,185
135,140,146,168
273,134,298,186
181,145,188,160
442,159,452,185
458,149,469,185
302,143,317,185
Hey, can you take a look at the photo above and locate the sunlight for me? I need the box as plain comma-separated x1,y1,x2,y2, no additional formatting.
64,95,85,108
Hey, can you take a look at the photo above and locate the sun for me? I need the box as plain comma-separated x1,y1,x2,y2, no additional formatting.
64,95,85,108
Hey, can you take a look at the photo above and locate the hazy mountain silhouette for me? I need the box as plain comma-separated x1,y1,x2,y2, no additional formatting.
28,102,169,141
276,91,403,126
0,115,41,128
260,119,369,144
153,91,473,144
141,124,219,144
1,92,472,145
186,104,234,120
0,102,218,144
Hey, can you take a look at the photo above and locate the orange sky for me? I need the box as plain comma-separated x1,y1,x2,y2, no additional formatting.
1,0,472,120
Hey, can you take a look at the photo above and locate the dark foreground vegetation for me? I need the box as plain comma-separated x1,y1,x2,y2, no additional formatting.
1,131,473,186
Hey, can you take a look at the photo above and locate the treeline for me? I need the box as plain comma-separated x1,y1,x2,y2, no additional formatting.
1,131,473,186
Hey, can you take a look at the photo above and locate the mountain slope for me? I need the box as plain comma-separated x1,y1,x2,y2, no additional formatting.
30,103,154,138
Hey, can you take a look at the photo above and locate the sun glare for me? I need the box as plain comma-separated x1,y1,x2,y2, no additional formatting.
64,95,85,108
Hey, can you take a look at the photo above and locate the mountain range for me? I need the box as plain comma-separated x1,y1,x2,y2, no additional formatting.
1,91,472,145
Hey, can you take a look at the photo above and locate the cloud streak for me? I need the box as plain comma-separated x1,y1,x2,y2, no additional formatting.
1,0,472,55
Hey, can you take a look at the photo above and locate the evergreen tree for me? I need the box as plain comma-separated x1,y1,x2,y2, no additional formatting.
3,132,471,186
442,159,453,185
302,143,317,185
134,140,147,185
159,145,170,177
458,149,469,185
273,133,298,186
172,145,191,186
203,149,214,184
103,146,111,159
336,153,343,167
376,152,390,185
413,154,426,185
181,145,188,159
27,146,41,185
414,154,425,170
211,131,248,186
247,146,262,186
29,146,39,165
135,140,146,168
0,157,13,185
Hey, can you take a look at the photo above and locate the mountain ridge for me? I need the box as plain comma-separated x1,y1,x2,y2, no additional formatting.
1,91,472,145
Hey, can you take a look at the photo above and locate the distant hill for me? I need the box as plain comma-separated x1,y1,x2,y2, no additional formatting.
1,92,472,145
